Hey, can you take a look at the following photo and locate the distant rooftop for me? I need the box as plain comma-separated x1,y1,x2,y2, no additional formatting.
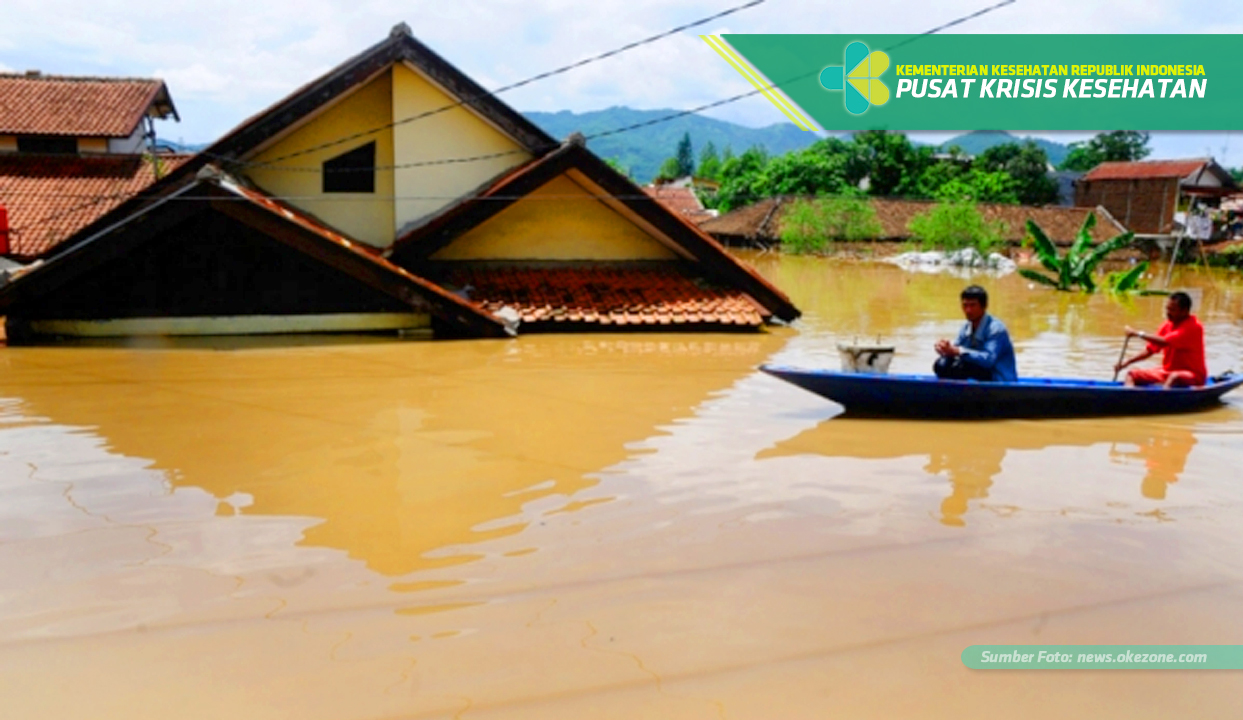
0,73,178,138
1081,158,1215,182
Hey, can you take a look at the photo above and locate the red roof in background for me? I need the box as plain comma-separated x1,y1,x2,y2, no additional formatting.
0,153,192,258
1081,159,1210,182
642,185,714,222
445,264,767,329
0,74,176,137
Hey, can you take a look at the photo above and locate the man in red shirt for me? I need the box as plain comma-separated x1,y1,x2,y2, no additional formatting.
1115,291,1207,388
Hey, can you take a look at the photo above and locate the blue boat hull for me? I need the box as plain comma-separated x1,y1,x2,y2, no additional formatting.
759,366,1243,419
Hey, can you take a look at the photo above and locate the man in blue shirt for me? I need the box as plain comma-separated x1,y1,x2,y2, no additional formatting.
933,285,1018,382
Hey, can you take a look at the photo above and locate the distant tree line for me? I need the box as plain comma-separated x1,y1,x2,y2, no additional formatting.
644,130,1157,212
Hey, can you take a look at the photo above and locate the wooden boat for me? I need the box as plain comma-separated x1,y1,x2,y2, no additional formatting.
759,365,1243,419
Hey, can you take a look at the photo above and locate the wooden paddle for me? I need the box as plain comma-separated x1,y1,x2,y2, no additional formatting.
1112,335,1132,383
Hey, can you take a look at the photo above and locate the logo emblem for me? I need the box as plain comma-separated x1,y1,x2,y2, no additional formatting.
820,41,890,114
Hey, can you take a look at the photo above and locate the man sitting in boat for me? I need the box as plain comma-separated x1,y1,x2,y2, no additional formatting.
1115,291,1207,388
933,285,1018,382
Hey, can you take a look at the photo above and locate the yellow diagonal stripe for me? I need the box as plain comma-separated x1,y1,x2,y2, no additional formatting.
701,36,817,131
709,36,817,131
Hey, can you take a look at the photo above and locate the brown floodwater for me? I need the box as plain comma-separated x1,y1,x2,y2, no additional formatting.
1,256,1242,719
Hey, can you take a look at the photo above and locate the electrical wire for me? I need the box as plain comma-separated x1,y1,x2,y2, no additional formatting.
250,0,767,166
6,0,1018,239
220,0,1017,174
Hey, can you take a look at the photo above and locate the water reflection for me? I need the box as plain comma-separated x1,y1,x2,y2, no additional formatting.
0,335,785,579
1111,427,1198,501
3,260,1243,719
757,409,1238,526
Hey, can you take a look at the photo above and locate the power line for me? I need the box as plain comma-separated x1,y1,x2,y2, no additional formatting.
225,0,1018,174
8,0,1019,237
249,0,767,167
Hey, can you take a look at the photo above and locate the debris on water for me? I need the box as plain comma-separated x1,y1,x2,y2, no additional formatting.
887,248,1017,277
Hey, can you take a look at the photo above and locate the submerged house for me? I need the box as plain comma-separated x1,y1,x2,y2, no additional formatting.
1073,158,1237,239
700,196,1130,248
0,72,185,260
0,25,798,342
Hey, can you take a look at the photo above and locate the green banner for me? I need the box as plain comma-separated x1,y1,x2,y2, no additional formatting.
962,645,1243,669
723,35,1243,130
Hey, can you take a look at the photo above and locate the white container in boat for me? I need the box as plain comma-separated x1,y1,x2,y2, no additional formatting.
836,342,895,374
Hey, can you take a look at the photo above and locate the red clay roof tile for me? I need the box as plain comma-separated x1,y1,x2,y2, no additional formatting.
642,185,714,223
700,196,1129,246
0,74,175,137
444,265,767,330
1081,159,1211,182
0,152,192,258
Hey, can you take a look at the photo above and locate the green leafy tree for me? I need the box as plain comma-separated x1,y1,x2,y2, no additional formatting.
853,130,932,196
1018,214,1136,292
977,141,1058,205
914,159,969,199
907,201,1008,254
698,142,722,181
1059,131,1152,172
656,156,682,182
931,169,1020,204
780,194,883,254
675,132,695,178
757,139,865,198
1230,167,1243,183
716,146,770,211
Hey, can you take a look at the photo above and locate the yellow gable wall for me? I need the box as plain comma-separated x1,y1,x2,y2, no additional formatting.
246,71,396,248
431,173,678,260
392,63,531,235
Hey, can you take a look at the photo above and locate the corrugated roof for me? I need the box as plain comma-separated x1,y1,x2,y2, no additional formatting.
0,152,192,258
0,74,176,137
1081,159,1210,181
444,264,766,329
700,196,1129,246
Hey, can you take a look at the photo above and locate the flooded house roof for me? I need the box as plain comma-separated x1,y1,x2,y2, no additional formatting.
4,25,800,339
0,73,178,137
0,168,511,338
443,264,767,330
31,24,562,263
201,22,557,169
390,140,800,324
0,152,192,259
641,185,715,223
700,196,1130,246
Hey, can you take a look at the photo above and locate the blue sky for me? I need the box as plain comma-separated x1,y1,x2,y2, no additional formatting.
0,0,1237,165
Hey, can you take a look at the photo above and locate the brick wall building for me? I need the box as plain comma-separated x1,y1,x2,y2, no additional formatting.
1074,159,1236,237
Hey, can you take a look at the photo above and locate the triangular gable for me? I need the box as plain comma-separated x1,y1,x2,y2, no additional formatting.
0,168,510,338
429,173,682,261
209,23,555,165
34,24,559,261
389,142,801,322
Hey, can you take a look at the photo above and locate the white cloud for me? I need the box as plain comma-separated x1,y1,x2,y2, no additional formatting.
0,0,1235,155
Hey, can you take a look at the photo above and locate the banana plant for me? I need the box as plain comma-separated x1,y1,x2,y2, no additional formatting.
1106,261,1149,294
1018,213,1135,293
